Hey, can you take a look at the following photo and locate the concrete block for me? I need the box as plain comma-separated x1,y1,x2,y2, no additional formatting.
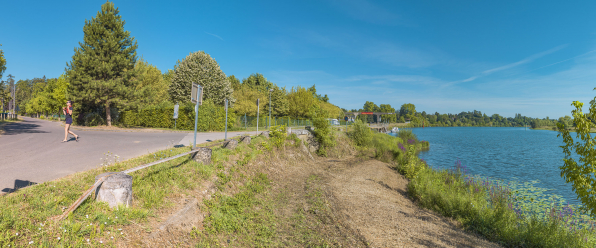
240,136,251,144
224,139,238,150
95,172,133,208
192,147,212,165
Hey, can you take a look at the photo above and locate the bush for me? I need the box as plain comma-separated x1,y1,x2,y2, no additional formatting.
312,117,335,156
350,119,372,146
269,125,287,148
397,128,417,142
120,100,235,131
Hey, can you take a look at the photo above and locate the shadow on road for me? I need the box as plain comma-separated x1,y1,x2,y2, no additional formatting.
2,121,48,135
1,179,38,193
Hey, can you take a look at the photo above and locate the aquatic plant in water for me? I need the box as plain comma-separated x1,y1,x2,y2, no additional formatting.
454,159,596,233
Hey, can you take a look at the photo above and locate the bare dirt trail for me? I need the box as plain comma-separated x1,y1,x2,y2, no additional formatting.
324,158,501,248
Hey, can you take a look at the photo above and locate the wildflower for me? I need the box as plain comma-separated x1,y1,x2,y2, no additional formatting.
100,241,103,244
58,237,61,240
121,232,123,235
29,241,34,244
87,239,90,242
86,215,89,218
16,233,18,236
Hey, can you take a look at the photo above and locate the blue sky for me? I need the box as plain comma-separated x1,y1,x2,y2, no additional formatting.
2,1,596,118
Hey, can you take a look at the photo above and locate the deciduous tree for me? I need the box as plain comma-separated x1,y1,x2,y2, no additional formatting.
0,44,6,80
133,59,169,106
169,51,234,106
400,103,416,116
558,99,596,217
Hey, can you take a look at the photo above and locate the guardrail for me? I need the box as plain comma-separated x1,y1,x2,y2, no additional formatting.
50,137,241,222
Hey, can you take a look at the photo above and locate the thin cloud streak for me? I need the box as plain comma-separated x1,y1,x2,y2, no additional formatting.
205,32,224,41
482,45,567,74
525,49,596,73
442,45,567,88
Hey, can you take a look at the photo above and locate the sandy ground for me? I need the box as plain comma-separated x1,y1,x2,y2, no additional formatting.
324,158,501,248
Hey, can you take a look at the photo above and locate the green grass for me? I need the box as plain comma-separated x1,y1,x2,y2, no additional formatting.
0,142,225,247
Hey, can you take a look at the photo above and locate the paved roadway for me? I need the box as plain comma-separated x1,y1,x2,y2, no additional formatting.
0,117,253,194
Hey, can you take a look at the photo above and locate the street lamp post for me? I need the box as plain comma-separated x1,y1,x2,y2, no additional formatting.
269,88,273,128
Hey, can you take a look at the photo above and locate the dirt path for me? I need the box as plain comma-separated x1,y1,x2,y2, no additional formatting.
324,158,501,248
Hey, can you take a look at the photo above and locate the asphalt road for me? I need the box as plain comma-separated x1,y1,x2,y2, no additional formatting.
0,117,253,194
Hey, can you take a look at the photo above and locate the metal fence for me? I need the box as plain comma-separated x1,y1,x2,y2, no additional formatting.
232,116,356,130
0,113,18,120
234,116,313,129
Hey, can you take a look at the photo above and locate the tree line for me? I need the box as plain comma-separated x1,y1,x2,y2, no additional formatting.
347,101,571,129
0,2,342,127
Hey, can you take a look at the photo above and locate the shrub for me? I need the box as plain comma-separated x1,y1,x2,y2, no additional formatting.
120,100,235,131
309,105,335,157
312,117,335,156
397,128,417,142
350,119,372,146
269,125,287,148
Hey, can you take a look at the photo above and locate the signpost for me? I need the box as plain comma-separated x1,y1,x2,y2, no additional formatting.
256,99,260,135
191,83,203,149
344,116,348,129
173,104,179,129
224,99,228,140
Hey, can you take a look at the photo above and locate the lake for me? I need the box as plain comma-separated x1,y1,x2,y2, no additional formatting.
390,127,580,205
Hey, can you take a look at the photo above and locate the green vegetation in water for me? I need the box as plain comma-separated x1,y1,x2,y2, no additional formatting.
348,126,596,247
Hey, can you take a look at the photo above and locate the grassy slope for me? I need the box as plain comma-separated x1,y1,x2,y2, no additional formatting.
3,124,593,247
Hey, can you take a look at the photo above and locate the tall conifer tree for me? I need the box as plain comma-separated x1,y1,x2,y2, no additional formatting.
66,1,137,126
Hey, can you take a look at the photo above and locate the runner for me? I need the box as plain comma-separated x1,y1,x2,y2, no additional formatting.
62,100,79,142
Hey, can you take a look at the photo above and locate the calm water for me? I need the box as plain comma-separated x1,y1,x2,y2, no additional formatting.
390,127,580,205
